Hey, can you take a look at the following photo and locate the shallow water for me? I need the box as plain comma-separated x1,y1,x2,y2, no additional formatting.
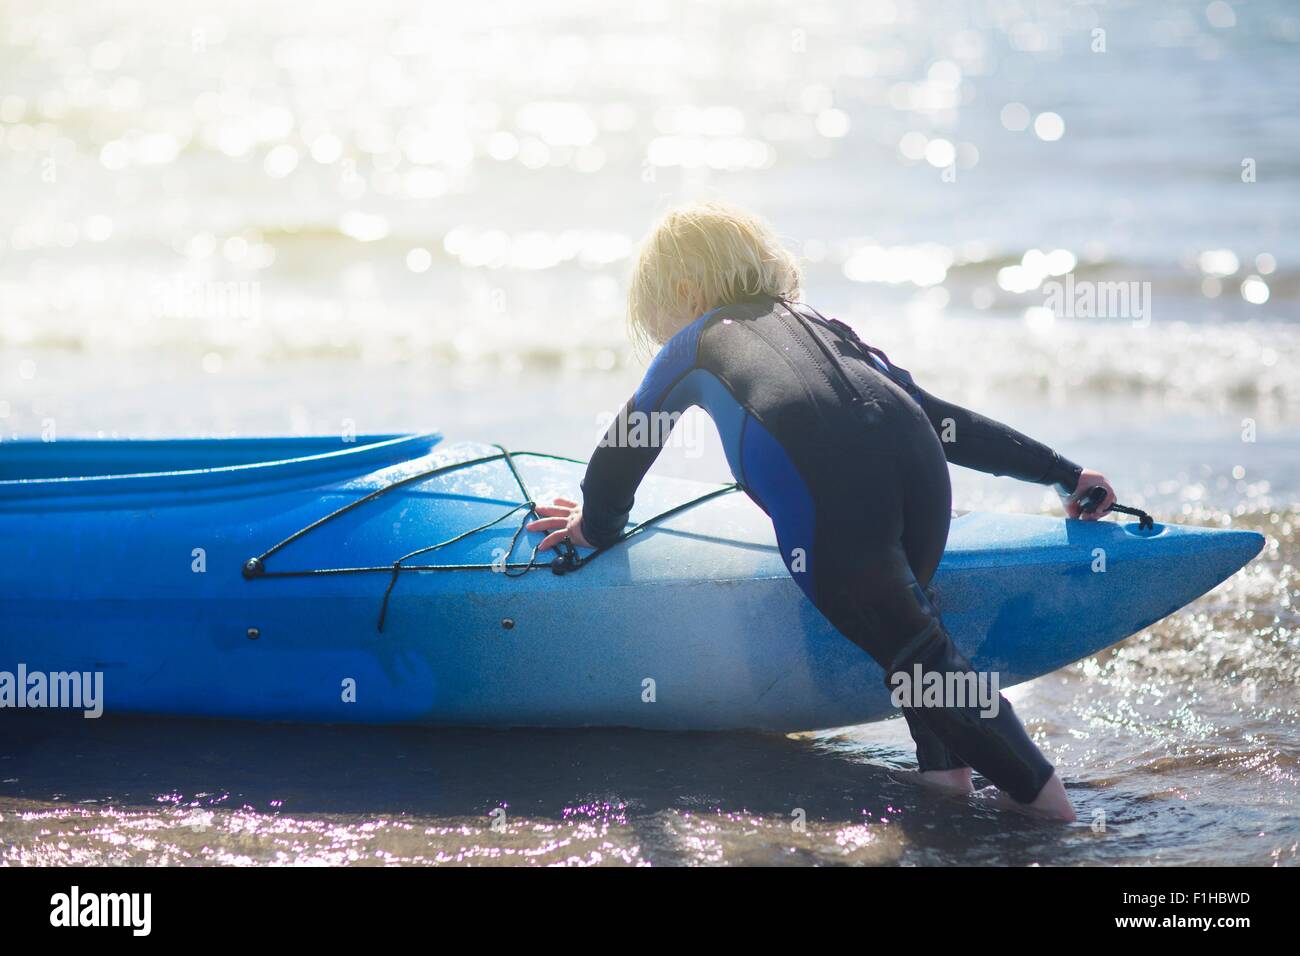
1,506,1294,867
2,0,1299,864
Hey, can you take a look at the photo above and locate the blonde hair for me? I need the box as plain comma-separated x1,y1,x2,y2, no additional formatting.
626,200,802,352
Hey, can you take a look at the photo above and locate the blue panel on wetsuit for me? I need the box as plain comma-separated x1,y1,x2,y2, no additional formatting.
740,417,816,599
632,309,719,414
658,368,749,483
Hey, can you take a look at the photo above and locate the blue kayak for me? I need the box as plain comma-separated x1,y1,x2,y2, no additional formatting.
0,433,1264,731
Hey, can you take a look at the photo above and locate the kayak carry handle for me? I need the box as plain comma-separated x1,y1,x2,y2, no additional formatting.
1078,485,1155,530
1077,486,1108,514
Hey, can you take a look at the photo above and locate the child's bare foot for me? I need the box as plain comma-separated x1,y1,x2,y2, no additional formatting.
891,767,974,794
971,773,1076,822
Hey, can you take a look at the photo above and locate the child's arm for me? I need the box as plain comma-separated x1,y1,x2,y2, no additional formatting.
909,383,1082,491
531,327,703,552
578,397,670,547
527,396,675,551
880,358,1116,518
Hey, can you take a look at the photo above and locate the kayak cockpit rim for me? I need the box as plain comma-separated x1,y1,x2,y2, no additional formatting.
0,432,442,500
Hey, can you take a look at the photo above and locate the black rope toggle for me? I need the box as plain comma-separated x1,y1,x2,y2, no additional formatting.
550,539,582,575
1078,485,1155,530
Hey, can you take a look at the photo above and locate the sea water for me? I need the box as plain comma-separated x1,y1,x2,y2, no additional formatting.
0,0,1296,865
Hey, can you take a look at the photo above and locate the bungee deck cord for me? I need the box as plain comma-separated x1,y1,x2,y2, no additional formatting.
241,444,1153,632
240,445,741,631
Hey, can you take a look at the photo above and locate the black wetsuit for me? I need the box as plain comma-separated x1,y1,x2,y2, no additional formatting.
580,295,1082,803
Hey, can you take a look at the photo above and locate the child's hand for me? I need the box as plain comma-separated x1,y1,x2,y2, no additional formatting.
526,498,594,551
1062,468,1116,520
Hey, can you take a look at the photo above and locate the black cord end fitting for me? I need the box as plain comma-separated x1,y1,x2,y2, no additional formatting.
1078,486,1108,514
242,557,265,580
550,540,581,576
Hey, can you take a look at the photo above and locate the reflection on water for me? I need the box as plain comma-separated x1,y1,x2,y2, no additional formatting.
1,0,1298,865
1,511,1295,867
2,0,1299,419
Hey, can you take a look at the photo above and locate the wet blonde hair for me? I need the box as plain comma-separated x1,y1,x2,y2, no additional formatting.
626,200,802,352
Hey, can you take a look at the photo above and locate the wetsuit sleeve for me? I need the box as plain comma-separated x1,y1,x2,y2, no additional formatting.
579,327,702,547
579,397,671,547
884,363,1082,493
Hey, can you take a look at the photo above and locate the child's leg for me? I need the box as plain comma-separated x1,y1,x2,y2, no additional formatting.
903,709,970,770
817,545,1057,807
900,585,971,783
900,709,973,793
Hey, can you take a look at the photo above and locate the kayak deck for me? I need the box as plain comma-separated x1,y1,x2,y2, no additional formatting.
0,433,442,501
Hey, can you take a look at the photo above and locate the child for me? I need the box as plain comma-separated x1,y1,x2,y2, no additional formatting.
528,201,1114,821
